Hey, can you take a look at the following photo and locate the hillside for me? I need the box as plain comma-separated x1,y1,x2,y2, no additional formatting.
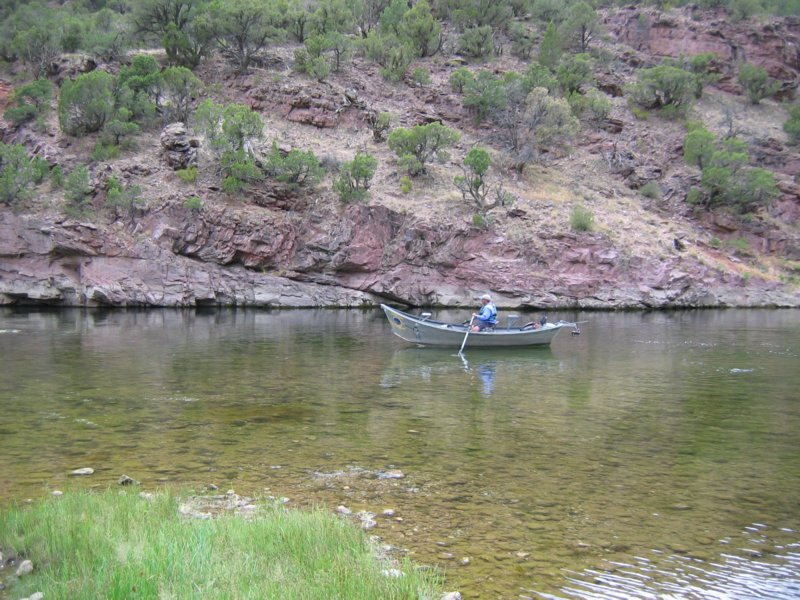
1,2,799,308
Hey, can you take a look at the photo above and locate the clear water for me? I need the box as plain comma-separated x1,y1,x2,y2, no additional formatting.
1,307,799,599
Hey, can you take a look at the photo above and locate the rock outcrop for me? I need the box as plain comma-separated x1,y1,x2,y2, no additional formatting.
2,200,797,309
160,122,198,170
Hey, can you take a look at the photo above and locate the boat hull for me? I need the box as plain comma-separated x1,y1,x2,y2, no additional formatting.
380,304,564,348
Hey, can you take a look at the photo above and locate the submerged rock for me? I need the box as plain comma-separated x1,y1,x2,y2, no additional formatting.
69,467,94,476
118,474,139,486
15,559,33,577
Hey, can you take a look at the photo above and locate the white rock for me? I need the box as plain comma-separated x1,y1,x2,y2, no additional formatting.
69,467,94,476
381,568,403,578
51,490,63,497
139,492,155,501
336,505,352,515
441,593,462,600
25,593,45,600
381,509,396,517
16,559,34,576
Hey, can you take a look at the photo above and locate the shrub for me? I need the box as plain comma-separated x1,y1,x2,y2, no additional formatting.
0,142,48,206
784,104,800,144
458,25,493,58
683,126,716,170
508,22,534,60
570,203,594,232
366,111,392,142
401,0,441,58
58,70,115,136
184,195,203,212
463,70,506,123
628,65,697,112
194,100,264,158
538,22,562,70
738,62,780,104
411,67,431,86
176,167,198,183
399,176,412,194
640,181,661,199
559,1,600,53
454,147,491,209
106,175,144,219
387,122,460,175
160,66,203,125
334,152,378,202
556,53,593,94
449,67,474,93
264,142,325,188
64,165,92,214
3,79,52,126
514,87,579,167
50,165,64,190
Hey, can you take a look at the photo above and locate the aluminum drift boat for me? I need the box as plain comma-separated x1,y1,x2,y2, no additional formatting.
380,304,577,348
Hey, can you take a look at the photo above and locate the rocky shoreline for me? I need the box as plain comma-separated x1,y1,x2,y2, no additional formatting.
1,203,798,310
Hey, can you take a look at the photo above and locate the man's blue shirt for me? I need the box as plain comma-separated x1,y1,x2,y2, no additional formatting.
476,302,497,325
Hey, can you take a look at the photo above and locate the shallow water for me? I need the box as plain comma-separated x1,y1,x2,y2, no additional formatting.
1,307,799,599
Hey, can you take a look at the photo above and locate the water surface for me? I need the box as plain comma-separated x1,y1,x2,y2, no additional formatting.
1,307,799,599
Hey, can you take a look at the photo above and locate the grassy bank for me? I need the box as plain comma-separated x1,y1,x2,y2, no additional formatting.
0,489,440,599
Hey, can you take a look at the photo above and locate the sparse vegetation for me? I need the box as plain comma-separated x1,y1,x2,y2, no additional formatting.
387,122,460,176
738,62,780,104
570,203,594,232
335,151,378,202
0,142,48,206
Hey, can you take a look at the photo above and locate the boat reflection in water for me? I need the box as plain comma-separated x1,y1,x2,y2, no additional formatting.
380,346,560,397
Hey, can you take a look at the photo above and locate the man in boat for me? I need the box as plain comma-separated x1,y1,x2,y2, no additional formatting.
471,293,497,332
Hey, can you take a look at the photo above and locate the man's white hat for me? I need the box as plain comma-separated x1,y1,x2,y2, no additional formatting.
480,293,491,301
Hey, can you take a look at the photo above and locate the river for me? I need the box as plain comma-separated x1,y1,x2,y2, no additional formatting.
1,307,799,599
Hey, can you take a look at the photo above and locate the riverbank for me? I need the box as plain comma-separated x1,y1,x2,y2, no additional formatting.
0,489,442,600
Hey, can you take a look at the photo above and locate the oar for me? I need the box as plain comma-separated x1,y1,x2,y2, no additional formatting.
458,315,475,355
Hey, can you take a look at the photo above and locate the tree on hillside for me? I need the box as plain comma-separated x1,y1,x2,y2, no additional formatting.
683,126,717,170
58,70,116,136
161,66,203,123
387,122,460,175
401,0,442,58
559,1,600,53
738,62,780,104
538,22,562,70
132,0,204,37
209,0,283,73
514,87,579,169
628,65,697,112
353,0,391,38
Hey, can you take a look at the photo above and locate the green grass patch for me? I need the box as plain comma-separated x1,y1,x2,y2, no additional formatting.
0,489,440,599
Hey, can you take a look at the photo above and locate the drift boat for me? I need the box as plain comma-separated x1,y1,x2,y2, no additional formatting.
380,304,577,348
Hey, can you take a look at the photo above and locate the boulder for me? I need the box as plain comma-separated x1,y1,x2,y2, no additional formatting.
160,122,198,170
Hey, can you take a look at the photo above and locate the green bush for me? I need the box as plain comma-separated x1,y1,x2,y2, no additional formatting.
401,0,441,58
264,142,325,188
3,79,52,127
449,67,474,93
367,111,392,142
508,22,534,60
640,181,661,199
463,70,506,123
58,70,115,136
784,104,800,144
628,65,697,113
161,66,203,124
64,165,92,214
411,67,431,86
458,25,493,58
399,175,412,194
556,53,593,94
334,152,378,202
683,126,716,170
176,167,198,183
387,122,460,175
570,203,594,232
537,21,562,70
454,146,491,208
0,142,48,206
184,195,203,212
738,62,780,104
106,174,144,219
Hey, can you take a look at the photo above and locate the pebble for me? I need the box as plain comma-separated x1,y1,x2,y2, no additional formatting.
378,470,405,480
441,593,462,600
52,490,64,496
381,509,396,517
336,505,352,515
70,467,94,476
15,559,34,577
460,557,471,565
139,492,155,501
118,474,138,486
22,594,44,600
